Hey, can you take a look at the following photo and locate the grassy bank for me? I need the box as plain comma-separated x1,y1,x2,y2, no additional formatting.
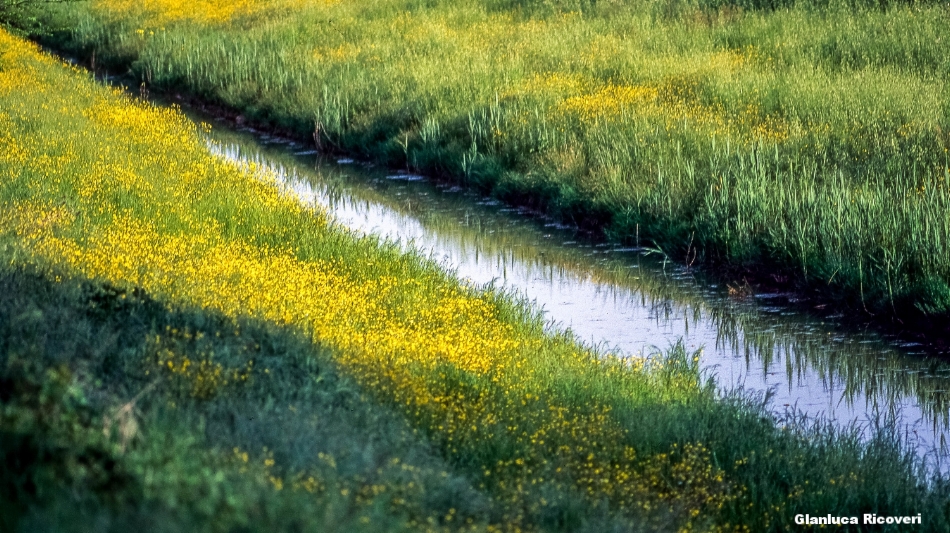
2,29,949,532
0,265,504,532
36,0,950,322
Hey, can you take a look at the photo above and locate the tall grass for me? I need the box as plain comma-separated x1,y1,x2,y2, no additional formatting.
3,27,950,532
41,0,950,320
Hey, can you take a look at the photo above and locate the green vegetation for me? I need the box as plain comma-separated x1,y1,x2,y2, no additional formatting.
0,0,81,35
2,20,950,533
0,265,496,532
37,0,950,321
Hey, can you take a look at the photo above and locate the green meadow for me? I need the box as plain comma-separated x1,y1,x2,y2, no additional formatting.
34,0,950,322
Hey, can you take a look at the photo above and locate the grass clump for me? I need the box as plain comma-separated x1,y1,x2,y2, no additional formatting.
1,28,949,532
36,0,950,321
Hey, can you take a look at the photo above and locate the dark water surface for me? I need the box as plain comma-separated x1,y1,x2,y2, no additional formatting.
204,121,950,472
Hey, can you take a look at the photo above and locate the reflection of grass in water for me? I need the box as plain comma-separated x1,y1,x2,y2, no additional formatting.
5,29,950,531
218,129,950,437
715,310,950,431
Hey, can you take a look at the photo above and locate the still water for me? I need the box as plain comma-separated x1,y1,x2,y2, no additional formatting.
205,121,950,471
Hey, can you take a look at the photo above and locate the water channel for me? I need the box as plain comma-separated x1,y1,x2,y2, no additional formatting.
201,117,950,472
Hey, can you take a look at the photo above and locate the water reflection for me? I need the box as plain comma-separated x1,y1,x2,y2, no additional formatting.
206,126,950,469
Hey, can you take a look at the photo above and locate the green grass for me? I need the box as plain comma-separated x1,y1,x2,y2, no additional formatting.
4,261,949,532
37,0,950,323
2,25,950,532
0,263,501,532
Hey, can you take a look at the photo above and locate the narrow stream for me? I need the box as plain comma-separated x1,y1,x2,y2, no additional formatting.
204,120,950,472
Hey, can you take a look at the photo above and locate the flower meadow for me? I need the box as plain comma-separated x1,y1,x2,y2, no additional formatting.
41,0,950,324
1,28,949,532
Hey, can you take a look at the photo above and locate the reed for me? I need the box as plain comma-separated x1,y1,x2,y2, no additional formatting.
39,0,950,320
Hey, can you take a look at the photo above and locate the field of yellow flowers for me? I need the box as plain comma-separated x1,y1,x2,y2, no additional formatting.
2,27,949,532
34,0,950,327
